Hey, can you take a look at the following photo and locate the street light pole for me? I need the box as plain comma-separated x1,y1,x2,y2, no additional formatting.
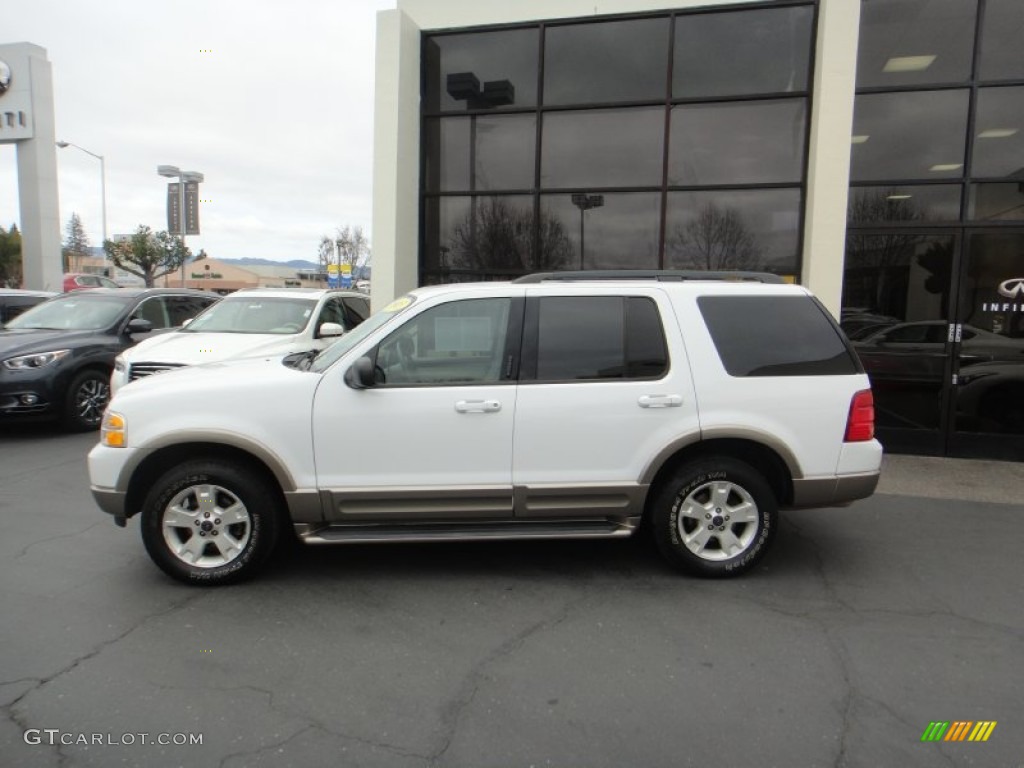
571,194,604,270
56,140,108,253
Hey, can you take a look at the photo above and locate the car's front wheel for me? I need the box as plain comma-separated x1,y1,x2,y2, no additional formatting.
140,460,281,585
650,457,777,577
62,369,110,431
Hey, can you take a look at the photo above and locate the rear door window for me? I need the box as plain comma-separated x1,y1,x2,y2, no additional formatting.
698,295,860,376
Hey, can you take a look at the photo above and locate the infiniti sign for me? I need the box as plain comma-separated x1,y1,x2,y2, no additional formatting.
997,278,1024,299
0,60,10,96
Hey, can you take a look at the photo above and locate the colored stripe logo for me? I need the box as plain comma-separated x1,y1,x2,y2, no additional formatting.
921,721,997,742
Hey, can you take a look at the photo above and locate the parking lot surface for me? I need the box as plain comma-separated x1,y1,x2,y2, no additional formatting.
1,425,1021,767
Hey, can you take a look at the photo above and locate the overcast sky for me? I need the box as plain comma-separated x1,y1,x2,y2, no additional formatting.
1,0,394,263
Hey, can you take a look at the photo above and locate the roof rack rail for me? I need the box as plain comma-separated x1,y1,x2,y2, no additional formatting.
512,270,785,284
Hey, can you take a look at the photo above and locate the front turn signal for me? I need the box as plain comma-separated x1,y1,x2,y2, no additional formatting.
101,411,127,448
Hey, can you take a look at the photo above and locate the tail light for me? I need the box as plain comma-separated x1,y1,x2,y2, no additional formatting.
845,389,875,442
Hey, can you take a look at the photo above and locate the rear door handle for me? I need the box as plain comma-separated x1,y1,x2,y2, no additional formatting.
455,399,502,413
638,394,682,408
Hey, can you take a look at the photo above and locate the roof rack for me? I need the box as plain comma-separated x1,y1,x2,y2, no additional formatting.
512,270,785,284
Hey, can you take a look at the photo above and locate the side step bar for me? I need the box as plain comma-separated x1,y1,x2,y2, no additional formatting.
298,519,636,545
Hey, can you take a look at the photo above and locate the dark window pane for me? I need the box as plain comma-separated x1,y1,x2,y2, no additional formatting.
848,185,962,224
424,115,536,192
544,18,669,105
969,183,1024,220
856,0,977,87
979,0,1024,81
626,297,668,378
168,296,216,327
669,99,806,185
540,193,661,270
541,108,663,188
424,195,573,277
698,296,858,377
673,6,813,98
424,29,538,112
850,90,969,181
536,297,625,380
665,189,802,277
971,87,1024,179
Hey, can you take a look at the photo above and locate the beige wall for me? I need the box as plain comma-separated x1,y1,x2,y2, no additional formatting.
373,0,862,315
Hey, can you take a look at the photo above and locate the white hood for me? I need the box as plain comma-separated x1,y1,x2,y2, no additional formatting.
123,331,310,365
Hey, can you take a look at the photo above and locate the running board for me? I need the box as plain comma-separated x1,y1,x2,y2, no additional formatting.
298,519,635,545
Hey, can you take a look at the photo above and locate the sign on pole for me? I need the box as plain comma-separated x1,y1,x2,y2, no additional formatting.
340,263,352,288
184,181,200,235
166,183,181,233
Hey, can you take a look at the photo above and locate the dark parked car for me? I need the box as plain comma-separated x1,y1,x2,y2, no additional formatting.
0,289,57,325
0,288,219,430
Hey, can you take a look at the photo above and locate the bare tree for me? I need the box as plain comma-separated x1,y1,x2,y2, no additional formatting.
317,236,334,276
336,225,369,274
103,225,191,287
668,203,761,271
448,198,573,274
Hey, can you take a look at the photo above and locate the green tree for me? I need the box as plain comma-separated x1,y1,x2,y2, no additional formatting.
103,225,191,287
0,223,22,287
63,212,91,272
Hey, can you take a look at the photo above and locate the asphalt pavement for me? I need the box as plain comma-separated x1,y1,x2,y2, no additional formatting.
1,425,1021,768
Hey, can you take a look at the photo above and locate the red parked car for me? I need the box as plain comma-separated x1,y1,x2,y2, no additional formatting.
64,273,121,292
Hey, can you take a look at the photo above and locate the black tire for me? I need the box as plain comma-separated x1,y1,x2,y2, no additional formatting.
140,460,281,586
650,457,777,577
62,369,111,431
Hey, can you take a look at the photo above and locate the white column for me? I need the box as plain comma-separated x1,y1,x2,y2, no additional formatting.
801,0,861,317
371,8,422,309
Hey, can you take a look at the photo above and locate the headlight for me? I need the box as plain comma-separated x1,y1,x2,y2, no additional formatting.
114,356,126,373
2,350,71,370
101,411,127,448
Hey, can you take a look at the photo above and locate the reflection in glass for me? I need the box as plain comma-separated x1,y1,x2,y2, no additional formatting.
540,193,660,270
669,99,806,185
424,115,536,193
850,90,969,181
843,234,955,431
423,196,574,278
673,6,813,98
971,87,1024,179
969,183,1024,221
544,18,669,105
979,0,1024,81
847,186,961,224
856,0,976,88
541,108,663,188
955,232,1024,435
666,189,801,276
423,29,539,111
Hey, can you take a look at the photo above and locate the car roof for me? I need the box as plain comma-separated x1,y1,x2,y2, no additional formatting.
0,289,58,298
219,288,366,300
59,287,219,299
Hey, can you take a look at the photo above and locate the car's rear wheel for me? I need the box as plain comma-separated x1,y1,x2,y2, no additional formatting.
651,457,777,577
140,460,281,585
62,369,110,431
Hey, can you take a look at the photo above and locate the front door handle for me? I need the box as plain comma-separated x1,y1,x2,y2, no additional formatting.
455,399,502,413
638,394,683,408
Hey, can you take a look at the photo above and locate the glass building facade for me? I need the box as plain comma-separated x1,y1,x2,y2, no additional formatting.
420,3,816,283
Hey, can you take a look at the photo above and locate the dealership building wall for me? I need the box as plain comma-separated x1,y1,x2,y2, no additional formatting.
370,0,1024,459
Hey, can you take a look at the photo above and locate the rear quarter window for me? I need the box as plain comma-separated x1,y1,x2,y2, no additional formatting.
698,295,860,377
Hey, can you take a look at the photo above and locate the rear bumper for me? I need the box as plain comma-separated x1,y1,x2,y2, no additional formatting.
789,471,880,509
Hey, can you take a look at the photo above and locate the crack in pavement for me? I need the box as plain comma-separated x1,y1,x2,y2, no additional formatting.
12,521,106,561
2,590,209,764
152,682,430,765
0,456,91,485
428,591,588,767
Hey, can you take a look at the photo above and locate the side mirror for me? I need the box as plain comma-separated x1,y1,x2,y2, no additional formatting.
344,356,376,389
126,318,153,335
318,322,344,338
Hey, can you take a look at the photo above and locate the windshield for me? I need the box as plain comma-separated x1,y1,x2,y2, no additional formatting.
309,295,416,373
6,295,130,331
182,296,317,334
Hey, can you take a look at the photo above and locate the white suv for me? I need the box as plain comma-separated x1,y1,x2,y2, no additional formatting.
89,272,882,585
110,288,369,394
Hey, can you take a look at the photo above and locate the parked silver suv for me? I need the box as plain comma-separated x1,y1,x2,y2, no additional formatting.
89,271,882,585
